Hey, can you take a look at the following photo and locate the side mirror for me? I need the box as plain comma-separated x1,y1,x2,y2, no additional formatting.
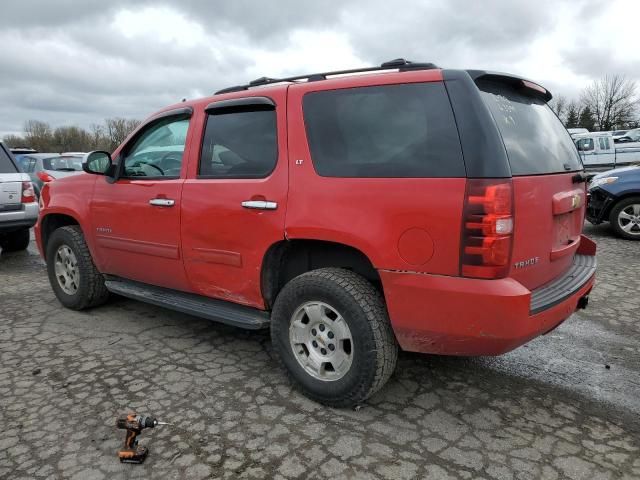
82,151,114,176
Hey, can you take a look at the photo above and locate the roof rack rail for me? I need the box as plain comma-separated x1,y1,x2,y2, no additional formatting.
214,58,438,95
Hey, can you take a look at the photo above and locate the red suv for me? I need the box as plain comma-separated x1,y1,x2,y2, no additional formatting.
36,59,596,407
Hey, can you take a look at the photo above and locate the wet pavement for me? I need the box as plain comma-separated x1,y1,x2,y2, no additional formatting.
0,223,638,479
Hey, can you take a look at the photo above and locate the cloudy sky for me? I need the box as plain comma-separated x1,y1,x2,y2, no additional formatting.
1,0,639,136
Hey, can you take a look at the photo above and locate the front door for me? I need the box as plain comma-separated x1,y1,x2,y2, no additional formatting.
90,112,193,291
181,92,288,309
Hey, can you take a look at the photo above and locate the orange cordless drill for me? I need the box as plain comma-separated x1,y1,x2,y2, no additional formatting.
115,414,168,464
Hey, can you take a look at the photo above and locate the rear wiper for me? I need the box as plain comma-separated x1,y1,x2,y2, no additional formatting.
572,171,589,183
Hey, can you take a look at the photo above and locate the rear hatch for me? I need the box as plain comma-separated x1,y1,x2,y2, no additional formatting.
0,147,23,210
476,76,585,290
43,155,84,180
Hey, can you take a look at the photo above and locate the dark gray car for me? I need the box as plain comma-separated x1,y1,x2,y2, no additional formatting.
18,154,84,196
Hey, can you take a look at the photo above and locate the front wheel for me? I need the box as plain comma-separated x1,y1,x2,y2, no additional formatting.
46,226,109,309
609,196,640,240
270,268,398,407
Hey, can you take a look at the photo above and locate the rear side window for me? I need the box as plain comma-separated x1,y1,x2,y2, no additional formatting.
598,137,610,150
477,79,582,175
0,146,17,173
199,108,277,179
303,83,465,178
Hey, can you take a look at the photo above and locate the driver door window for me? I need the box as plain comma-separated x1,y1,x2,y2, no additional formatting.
122,116,190,178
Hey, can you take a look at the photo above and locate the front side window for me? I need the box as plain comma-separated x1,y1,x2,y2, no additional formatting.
199,108,277,178
122,116,189,178
576,138,594,152
302,83,465,178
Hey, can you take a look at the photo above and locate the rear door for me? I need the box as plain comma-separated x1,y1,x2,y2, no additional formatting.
0,146,23,211
180,92,288,309
477,78,586,290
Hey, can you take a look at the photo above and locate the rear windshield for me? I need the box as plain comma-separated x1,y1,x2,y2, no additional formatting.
0,146,18,173
477,79,582,175
43,156,83,171
303,82,465,178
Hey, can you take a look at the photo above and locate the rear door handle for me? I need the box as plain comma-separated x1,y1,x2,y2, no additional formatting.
241,200,277,210
149,198,175,207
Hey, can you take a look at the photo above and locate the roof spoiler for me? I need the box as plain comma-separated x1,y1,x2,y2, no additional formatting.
466,70,552,102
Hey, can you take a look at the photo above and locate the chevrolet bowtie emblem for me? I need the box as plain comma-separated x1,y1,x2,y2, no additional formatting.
571,194,582,209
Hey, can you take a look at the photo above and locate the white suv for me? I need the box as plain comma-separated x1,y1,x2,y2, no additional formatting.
0,142,38,252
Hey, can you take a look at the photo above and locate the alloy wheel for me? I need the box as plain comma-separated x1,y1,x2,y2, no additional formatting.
289,301,354,381
54,245,80,295
617,203,640,236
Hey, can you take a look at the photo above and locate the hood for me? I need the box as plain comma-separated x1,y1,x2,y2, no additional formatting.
591,165,639,180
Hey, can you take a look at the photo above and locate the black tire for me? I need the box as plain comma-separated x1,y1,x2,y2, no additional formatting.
46,225,109,309
0,228,30,252
270,268,398,407
609,196,640,240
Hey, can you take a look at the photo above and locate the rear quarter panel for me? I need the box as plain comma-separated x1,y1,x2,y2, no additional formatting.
285,72,465,275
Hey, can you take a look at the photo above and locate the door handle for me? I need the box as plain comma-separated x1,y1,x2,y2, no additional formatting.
149,198,175,207
241,200,277,210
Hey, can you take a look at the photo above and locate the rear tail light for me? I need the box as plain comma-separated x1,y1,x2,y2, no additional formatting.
37,171,55,183
21,181,36,204
460,179,514,279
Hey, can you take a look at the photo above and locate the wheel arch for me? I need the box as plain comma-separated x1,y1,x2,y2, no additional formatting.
261,239,381,309
605,191,640,219
40,213,81,260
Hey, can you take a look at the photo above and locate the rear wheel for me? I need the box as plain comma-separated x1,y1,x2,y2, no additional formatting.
46,226,109,309
270,268,398,407
0,228,30,252
609,197,640,240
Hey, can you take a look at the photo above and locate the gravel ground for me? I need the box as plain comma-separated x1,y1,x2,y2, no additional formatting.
0,223,638,480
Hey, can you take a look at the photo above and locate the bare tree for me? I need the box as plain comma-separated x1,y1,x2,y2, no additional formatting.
2,134,27,148
580,75,638,131
52,126,93,153
548,95,568,123
24,120,54,152
105,118,140,151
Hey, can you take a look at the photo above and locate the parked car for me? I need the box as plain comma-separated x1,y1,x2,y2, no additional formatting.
614,127,640,144
587,165,640,240
35,60,597,406
610,129,629,141
10,147,37,156
574,132,640,171
18,153,84,197
0,142,38,252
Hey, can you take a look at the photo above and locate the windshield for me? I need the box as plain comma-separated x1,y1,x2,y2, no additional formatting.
625,129,640,141
477,79,582,175
43,156,83,171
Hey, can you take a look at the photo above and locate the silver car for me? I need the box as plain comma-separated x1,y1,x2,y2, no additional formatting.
17,153,84,196
0,142,38,252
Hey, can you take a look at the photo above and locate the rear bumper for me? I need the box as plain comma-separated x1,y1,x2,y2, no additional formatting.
380,236,596,356
0,202,38,233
